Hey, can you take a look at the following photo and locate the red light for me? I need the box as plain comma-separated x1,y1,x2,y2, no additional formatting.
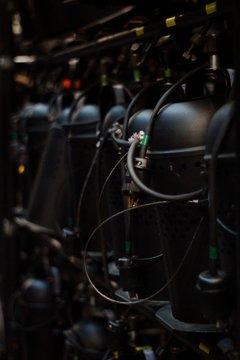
73,79,81,90
62,78,71,89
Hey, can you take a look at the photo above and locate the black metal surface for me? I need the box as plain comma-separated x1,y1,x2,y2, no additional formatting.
129,201,169,300
150,97,224,195
34,4,229,66
158,202,209,323
155,304,224,333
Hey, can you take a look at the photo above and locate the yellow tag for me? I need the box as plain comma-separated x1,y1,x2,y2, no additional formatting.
206,2,217,15
166,17,176,28
18,164,25,174
136,27,144,37
136,346,152,351
199,343,210,354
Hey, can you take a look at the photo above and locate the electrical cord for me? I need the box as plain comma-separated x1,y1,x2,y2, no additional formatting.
102,349,112,360
96,148,164,261
95,143,120,316
76,133,108,230
67,81,99,124
98,152,128,208
122,83,158,140
110,132,130,149
75,130,119,312
48,89,68,119
127,139,205,201
217,218,237,237
140,63,207,158
97,151,163,298
67,80,131,125
83,200,204,305
134,254,163,262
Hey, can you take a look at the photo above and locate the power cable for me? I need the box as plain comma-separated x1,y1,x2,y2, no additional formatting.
83,202,204,305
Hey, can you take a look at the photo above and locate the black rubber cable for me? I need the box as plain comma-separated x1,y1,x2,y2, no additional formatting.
67,82,99,123
217,218,237,237
98,152,128,207
76,134,108,230
127,139,205,201
122,83,158,140
83,201,204,305
95,142,120,316
140,63,207,157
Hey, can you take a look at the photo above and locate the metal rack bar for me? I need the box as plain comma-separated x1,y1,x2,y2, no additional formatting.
35,2,229,66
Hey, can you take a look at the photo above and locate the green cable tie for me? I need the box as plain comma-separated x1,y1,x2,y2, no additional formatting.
101,74,108,86
68,217,73,228
125,241,131,255
133,68,142,82
141,134,150,146
165,67,172,79
209,245,218,260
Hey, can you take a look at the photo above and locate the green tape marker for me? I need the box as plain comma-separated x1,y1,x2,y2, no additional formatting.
125,241,131,255
165,68,173,79
141,134,150,146
209,245,218,260
101,74,108,86
133,69,141,82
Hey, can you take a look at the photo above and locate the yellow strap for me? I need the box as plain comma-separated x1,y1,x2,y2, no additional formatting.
199,343,210,355
206,2,217,15
166,16,176,28
136,27,144,37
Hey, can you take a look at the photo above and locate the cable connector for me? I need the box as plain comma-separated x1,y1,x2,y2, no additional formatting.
128,130,145,144
109,122,123,138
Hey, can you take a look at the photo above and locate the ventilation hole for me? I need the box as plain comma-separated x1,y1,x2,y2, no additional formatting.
195,161,201,167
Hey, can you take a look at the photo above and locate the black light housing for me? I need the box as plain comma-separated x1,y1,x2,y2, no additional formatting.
127,96,224,322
